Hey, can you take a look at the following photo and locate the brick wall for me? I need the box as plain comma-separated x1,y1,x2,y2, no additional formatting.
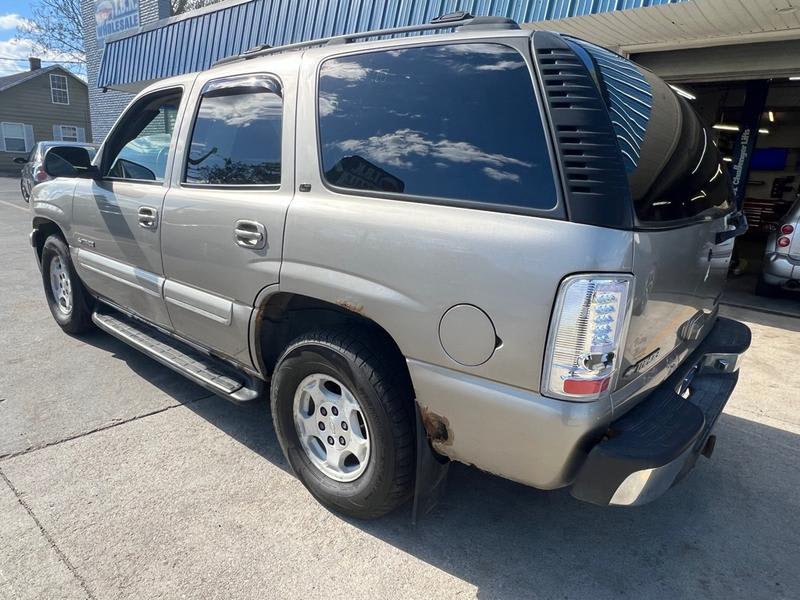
81,0,171,142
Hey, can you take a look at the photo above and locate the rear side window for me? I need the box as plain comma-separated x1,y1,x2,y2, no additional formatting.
317,43,557,211
572,40,732,225
185,77,282,186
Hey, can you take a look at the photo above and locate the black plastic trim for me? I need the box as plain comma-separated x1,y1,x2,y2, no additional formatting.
570,317,751,506
531,31,633,230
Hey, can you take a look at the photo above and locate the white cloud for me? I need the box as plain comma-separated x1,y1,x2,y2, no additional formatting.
0,14,30,30
320,60,369,81
318,92,338,117
483,167,520,182
198,93,281,126
0,36,84,77
336,128,531,173
476,60,525,71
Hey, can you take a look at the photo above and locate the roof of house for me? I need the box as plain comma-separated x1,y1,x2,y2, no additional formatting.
0,65,87,94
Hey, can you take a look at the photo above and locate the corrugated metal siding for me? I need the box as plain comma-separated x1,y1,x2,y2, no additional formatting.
98,0,686,88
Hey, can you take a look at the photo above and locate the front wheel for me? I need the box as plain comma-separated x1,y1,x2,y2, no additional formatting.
40,235,94,334
271,328,415,519
20,179,29,202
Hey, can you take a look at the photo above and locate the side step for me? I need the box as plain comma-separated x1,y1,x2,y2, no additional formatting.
92,310,264,404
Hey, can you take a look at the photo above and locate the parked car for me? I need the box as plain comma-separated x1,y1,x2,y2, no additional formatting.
757,197,800,296
15,141,98,202
27,14,751,519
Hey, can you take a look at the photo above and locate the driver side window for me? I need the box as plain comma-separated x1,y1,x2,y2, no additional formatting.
104,89,182,182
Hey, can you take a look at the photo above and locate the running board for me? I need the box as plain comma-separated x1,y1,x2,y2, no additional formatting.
92,310,264,404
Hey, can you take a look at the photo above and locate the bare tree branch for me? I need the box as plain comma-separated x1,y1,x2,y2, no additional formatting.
15,0,226,67
16,0,84,63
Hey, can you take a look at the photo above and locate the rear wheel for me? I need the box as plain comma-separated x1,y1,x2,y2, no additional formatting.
270,328,415,519
40,235,94,333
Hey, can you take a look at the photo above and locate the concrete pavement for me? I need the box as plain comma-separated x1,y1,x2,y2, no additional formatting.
0,177,798,599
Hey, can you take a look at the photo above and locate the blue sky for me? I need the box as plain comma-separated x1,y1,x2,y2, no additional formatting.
0,1,84,77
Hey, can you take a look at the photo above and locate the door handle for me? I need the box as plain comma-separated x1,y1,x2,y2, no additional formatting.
138,206,158,230
234,219,267,249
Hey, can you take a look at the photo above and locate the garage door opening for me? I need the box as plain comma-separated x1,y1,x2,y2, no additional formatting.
678,78,800,317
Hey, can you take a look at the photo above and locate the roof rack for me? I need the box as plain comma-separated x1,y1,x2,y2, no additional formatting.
214,12,519,66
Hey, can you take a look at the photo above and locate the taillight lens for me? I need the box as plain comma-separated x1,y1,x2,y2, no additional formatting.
781,224,794,235
542,275,633,401
34,167,49,183
777,236,791,248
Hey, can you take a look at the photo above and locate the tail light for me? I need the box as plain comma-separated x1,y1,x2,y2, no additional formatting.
34,166,49,183
777,236,791,248
542,274,633,401
781,224,794,235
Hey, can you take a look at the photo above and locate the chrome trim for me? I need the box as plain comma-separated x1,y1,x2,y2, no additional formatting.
75,249,163,298
163,279,233,325
609,445,692,506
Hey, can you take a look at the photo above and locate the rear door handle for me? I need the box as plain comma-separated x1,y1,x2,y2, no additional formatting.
138,206,158,230
234,219,267,249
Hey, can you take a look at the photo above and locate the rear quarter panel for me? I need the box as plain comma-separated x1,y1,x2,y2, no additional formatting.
287,42,634,392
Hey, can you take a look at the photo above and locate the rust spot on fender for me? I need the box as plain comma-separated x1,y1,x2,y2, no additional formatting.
419,405,452,449
335,299,365,315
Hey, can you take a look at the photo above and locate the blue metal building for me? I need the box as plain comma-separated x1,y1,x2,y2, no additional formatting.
97,0,687,90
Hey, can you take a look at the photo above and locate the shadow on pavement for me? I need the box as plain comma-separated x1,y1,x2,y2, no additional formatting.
78,330,799,597
78,328,291,472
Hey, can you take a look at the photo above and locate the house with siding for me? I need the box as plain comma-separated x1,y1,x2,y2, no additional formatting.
0,59,92,175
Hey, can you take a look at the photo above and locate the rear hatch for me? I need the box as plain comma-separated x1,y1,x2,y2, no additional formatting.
615,70,736,400
566,41,737,402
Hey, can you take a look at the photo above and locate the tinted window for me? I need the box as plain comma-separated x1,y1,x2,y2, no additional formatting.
105,91,181,182
573,40,732,224
318,43,557,210
185,84,282,185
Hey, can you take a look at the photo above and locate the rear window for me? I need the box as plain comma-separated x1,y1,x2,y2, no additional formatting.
317,43,557,212
571,40,732,225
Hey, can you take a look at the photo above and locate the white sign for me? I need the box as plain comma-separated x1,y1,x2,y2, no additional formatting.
95,0,140,42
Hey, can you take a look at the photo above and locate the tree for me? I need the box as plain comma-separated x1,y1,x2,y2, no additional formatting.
16,0,225,66
16,0,84,63
172,0,224,16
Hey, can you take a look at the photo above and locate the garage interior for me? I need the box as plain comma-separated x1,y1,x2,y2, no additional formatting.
687,79,800,314
542,0,800,316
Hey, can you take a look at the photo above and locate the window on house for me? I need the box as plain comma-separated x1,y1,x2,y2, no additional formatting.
60,125,79,142
50,74,69,105
2,122,27,152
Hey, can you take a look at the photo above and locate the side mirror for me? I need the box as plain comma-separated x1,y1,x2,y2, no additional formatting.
13,157,28,165
43,146,100,179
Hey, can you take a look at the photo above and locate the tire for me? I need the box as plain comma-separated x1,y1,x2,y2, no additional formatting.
755,275,781,297
271,328,415,519
40,235,94,334
20,179,29,203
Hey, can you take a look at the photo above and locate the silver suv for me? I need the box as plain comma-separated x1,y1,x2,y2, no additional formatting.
28,15,751,519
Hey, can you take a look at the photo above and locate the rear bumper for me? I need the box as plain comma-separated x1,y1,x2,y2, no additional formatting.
762,252,800,285
570,317,751,506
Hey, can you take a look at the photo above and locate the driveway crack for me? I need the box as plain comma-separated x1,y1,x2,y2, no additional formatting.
0,394,214,462
0,468,97,600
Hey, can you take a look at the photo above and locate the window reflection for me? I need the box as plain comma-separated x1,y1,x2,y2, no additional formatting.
185,89,282,185
318,43,556,210
107,96,179,182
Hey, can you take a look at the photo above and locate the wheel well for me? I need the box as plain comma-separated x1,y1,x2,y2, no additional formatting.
256,293,411,385
32,218,66,261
